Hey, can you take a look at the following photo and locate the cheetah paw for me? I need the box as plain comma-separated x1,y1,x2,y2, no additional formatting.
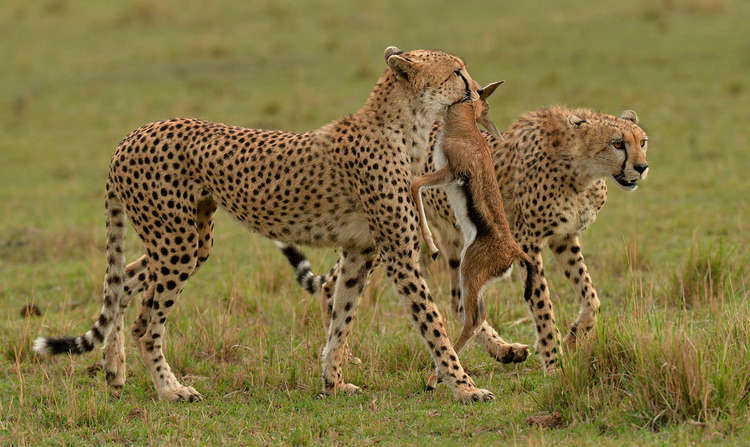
452,385,495,403
344,350,362,365
104,369,126,389
563,332,578,352
487,342,530,364
321,382,361,396
158,385,203,402
338,383,361,394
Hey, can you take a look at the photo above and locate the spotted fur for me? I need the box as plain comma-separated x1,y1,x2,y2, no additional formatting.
34,47,500,403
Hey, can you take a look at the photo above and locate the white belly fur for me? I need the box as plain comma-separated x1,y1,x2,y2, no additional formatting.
445,180,477,305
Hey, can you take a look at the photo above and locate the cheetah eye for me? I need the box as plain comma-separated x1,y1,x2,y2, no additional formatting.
612,139,625,150
443,70,460,83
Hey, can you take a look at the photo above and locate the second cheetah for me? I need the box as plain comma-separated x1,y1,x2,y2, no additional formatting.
279,106,649,372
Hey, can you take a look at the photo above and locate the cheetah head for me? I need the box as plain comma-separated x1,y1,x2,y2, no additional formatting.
569,110,649,191
384,46,478,112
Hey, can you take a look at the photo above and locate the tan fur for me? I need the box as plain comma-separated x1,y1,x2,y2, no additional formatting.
411,100,532,388
35,47,500,403
411,81,503,257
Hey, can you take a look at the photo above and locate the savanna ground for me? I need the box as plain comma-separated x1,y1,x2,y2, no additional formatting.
1,0,749,445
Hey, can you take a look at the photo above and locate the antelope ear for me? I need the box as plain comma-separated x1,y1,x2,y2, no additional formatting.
383,46,403,62
478,80,504,100
620,109,639,124
567,114,587,128
387,54,419,81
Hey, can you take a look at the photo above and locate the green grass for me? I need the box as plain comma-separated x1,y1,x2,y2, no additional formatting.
2,0,749,444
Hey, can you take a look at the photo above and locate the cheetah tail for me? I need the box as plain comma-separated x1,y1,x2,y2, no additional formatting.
523,260,537,303
34,187,126,356
274,241,329,295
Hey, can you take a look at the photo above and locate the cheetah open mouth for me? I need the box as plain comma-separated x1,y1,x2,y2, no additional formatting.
612,173,638,191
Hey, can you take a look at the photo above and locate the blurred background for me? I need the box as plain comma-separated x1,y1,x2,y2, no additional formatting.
1,0,747,256
1,0,749,444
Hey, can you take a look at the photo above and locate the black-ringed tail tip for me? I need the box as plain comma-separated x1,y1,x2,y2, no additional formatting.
274,241,327,294
33,331,102,356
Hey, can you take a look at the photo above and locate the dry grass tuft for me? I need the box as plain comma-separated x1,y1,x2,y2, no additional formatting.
525,412,564,428
536,282,750,430
669,243,740,309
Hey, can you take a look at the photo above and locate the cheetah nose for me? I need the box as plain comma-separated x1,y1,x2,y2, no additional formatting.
634,163,648,176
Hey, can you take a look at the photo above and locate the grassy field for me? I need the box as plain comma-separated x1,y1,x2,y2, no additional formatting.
2,0,749,445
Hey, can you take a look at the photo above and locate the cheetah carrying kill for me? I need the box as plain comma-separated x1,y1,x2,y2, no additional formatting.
34,46,498,403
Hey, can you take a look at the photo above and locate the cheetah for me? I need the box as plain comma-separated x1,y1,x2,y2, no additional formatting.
34,46,497,403
277,106,649,373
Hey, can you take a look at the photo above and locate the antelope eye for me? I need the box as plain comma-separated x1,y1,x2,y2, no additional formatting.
613,140,625,150
640,139,647,148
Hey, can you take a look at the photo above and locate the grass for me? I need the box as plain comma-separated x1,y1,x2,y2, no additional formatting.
1,0,749,445
537,246,750,430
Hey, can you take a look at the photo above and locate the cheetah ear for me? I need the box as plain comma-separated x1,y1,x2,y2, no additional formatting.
383,46,403,62
478,81,504,100
620,109,639,124
567,114,587,128
386,52,420,81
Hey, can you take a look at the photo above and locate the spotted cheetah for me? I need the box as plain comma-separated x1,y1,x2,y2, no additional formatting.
277,106,649,373
34,46,497,403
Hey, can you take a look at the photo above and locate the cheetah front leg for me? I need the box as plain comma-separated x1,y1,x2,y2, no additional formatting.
383,252,494,403
519,240,561,372
548,234,600,351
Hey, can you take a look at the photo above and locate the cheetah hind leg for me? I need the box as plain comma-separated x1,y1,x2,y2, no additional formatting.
102,199,216,395
320,248,375,396
317,259,363,365
99,255,150,389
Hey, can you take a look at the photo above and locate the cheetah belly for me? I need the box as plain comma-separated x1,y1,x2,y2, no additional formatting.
205,180,372,248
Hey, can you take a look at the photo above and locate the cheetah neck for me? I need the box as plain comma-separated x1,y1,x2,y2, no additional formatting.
548,151,604,194
357,71,447,170
499,126,601,196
